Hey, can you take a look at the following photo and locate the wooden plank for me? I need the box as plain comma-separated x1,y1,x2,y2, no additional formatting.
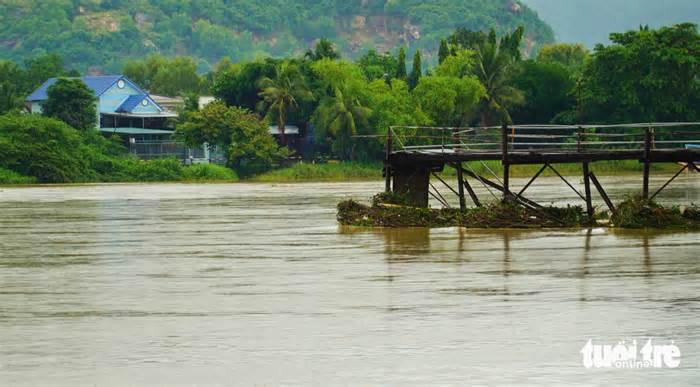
583,162,594,219
589,172,615,213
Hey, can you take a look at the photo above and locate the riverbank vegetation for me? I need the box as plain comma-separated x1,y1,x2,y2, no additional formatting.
0,114,238,184
0,22,698,185
338,193,700,229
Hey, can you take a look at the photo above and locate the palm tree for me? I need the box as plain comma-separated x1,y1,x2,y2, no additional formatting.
304,38,340,61
312,87,372,160
474,28,525,125
257,62,312,146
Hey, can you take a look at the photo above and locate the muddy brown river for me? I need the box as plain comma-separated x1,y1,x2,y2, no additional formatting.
0,175,698,385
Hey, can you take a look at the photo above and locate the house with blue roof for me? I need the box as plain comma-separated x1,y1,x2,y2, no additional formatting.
25,75,215,161
27,75,178,138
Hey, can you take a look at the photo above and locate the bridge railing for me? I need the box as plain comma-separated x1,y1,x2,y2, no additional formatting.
388,123,700,154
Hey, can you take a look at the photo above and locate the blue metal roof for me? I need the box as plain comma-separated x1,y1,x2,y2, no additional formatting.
116,95,146,113
26,75,123,101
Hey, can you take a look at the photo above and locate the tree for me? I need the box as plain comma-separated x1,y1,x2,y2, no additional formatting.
408,50,422,90
413,75,486,127
395,47,407,80
310,59,374,159
357,50,398,81
473,28,525,125
305,38,340,61
538,43,589,72
41,78,97,131
0,61,24,113
312,86,372,160
177,101,287,174
511,61,576,124
0,114,95,183
23,54,69,92
257,61,313,146
438,39,450,64
581,23,700,123
123,55,202,96
213,58,278,111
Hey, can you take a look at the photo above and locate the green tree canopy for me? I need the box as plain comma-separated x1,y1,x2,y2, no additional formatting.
257,61,313,146
408,50,422,90
413,75,485,127
511,60,576,124
177,101,287,174
395,47,407,80
41,78,97,131
582,23,700,123
124,55,203,96
537,43,589,73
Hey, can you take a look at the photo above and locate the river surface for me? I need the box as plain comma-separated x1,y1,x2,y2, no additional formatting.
0,175,699,385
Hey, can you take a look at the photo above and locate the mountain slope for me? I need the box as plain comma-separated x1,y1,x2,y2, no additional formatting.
0,0,553,72
522,0,700,47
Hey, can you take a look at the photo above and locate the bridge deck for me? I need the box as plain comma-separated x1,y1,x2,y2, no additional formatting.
389,148,700,165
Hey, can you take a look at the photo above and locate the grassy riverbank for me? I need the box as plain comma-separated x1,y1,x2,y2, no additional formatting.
0,160,688,186
249,162,383,182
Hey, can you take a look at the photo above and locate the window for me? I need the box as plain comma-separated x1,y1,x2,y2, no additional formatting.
117,80,125,89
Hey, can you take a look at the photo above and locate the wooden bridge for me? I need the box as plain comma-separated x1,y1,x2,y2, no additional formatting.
382,123,700,217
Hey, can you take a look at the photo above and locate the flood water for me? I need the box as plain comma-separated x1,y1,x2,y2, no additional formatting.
0,175,699,385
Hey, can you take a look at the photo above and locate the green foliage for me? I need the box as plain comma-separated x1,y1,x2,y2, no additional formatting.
177,101,288,175
41,78,97,131
438,39,450,64
511,60,576,124
472,28,526,125
0,167,36,185
305,38,340,61
413,75,485,126
0,114,97,182
0,54,72,114
123,55,203,96
581,23,700,123
407,50,422,90
0,1,553,72
537,43,589,72
213,58,278,111
611,195,700,229
395,47,407,80
257,61,313,145
357,50,398,81
251,161,381,182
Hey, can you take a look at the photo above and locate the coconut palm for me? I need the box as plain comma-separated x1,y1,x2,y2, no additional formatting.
312,87,372,160
474,28,525,125
257,62,312,146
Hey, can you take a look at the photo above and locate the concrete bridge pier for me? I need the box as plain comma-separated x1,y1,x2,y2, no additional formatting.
391,162,443,208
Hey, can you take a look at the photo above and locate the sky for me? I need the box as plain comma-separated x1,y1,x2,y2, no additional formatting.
521,0,700,46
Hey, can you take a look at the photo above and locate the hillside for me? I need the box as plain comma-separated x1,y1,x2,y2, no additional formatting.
0,0,553,73
523,0,700,47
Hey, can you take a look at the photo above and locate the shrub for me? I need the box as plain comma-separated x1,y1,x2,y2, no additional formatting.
0,167,36,184
0,114,96,182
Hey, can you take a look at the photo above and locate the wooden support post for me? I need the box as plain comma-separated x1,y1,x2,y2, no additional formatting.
589,172,615,213
582,162,594,220
460,169,543,209
501,124,510,201
456,162,466,211
452,129,467,211
463,177,481,208
642,126,652,200
385,128,393,193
